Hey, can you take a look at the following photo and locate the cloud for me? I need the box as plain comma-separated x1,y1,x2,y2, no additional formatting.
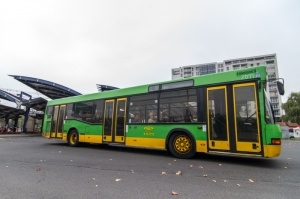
0,0,299,103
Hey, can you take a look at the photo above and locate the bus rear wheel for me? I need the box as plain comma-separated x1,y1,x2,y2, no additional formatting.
168,132,195,159
68,130,79,147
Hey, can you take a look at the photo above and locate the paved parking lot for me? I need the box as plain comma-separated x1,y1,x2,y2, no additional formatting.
0,137,299,199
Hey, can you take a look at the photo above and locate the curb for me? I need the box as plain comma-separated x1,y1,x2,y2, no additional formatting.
0,133,42,138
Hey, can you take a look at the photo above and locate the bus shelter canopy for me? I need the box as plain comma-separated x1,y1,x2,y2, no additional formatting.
21,97,48,112
0,104,25,119
9,75,82,100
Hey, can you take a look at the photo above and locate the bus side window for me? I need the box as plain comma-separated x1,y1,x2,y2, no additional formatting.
160,110,169,122
93,100,104,124
47,106,53,116
66,103,74,119
129,93,158,123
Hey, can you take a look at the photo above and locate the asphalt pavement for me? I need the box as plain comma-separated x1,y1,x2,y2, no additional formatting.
0,137,299,199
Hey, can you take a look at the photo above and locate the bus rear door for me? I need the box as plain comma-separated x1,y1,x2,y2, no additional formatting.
103,98,127,143
50,105,66,139
207,86,230,151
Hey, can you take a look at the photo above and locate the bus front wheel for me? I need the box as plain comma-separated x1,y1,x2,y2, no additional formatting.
168,132,196,159
68,130,79,147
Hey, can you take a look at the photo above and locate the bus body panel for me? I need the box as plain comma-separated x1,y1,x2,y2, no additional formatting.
125,124,206,150
41,66,283,158
262,124,282,157
263,145,281,158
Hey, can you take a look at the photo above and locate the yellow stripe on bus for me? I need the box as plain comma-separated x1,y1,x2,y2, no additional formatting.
126,137,165,149
126,138,208,152
44,132,208,153
42,132,50,138
196,140,207,153
84,135,102,143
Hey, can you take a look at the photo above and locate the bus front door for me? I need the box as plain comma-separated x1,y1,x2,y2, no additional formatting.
103,98,127,143
50,105,66,139
233,83,261,153
207,83,261,154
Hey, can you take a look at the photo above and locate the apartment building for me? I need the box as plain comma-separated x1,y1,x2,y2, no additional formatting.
171,54,283,121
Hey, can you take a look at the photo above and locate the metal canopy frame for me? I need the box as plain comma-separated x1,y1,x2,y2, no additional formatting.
0,89,21,103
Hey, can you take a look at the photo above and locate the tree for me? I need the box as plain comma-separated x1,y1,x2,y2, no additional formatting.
281,92,300,123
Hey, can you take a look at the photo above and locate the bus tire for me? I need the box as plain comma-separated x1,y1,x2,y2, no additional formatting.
168,132,196,159
68,129,79,147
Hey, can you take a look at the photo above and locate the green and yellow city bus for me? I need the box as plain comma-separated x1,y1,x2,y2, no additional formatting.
42,66,285,159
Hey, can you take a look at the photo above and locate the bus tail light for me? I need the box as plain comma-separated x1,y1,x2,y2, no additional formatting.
271,139,281,145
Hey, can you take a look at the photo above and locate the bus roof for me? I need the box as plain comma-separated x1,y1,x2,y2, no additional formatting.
46,66,267,106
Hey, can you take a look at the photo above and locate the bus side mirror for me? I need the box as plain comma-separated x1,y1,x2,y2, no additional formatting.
277,81,285,95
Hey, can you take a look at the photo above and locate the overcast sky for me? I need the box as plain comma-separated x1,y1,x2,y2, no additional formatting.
0,0,299,107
